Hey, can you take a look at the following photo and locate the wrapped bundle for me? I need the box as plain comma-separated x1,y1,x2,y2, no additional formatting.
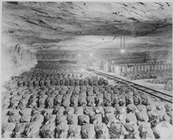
78,92,87,106
103,113,117,126
68,125,81,138
146,104,156,112
111,93,119,106
147,110,160,127
10,95,20,108
164,103,172,112
124,123,140,139
64,78,70,86
67,114,78,125
133,94,141,105
33,80,39,87
93,78,98,86
2,113,9,123
95,92,103,106
74,107,84,115
156,109,167,122
23,122,41,138
115,106,127,124
52,90,59,95
62,93,71,107
8,110,21,123
152,121,173,139
137,104,147,112
30,110,44,125
44,114,56,123
138,122,155,139
28,97,38,108
40,121,55,138
19,108,32,116
74,86,80,93
83,79,88,86
98,77,104,85
70,93,79,107
93,87,99,94
2,122,16,138
155,102,165,111
135,111,149,122
78,115,90,125
56,115,67,125
108,122,126,139
64,107,74,115
126,104,137,113
104,106,115,115
103,92,111,106
81,124,95,139
80,86,87,93
95,123,109,139
125,94,133,105
87,90,94,96
55,122,69,138
103,80,109,86
140,94,151,105
2,98,10,108
22,92,30,102
84,107,95,116
126,112,137,124
59,89,67,95
87,95,96,107
88,79,94,86
13,123,28,138
18,98,27,110
93,106,105,117
45,95,55,108
54,94,63,106
20,113,31,123
118,95,125,106
38,94,47,108
53,106,65,115
39,80,45,87
90,114,102,125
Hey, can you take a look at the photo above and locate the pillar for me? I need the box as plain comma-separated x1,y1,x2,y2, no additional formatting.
135,64,138,72
137,64,140,72
125,65,128,73
115,65,118,74
122,65,125,73
133,64,135,72
118,65,121,75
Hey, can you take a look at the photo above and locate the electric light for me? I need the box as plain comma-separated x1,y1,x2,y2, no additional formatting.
120,49,125,54
78,54,81,57
89,53,93,57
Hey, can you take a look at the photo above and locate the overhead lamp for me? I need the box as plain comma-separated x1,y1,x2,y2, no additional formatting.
78,54,82,57
120,49,125,54
89,53,93,57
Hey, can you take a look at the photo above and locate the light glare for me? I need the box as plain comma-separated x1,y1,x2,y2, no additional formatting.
120,49,125,53
89,53,93,57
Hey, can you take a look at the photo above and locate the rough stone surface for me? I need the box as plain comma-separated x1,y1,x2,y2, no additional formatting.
1,2,172,82
2,2,172,51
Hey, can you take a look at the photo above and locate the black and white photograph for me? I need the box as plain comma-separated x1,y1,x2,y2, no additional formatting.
1,0,173,139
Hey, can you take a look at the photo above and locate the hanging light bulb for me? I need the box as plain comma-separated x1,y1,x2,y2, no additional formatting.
120,49,125,53
89,53,93,57
119,35,126,54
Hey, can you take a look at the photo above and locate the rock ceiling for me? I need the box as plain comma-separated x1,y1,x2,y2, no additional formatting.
2,2,172,52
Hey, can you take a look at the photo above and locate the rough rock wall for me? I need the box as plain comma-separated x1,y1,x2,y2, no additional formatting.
1,35,37,84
